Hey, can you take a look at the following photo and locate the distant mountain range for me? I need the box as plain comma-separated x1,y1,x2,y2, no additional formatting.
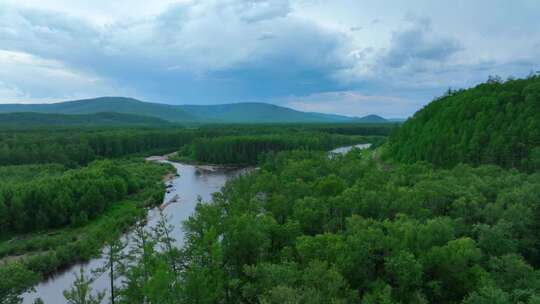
0,97,390,124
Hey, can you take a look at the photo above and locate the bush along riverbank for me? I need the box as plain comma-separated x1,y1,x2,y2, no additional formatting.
0,158,174,303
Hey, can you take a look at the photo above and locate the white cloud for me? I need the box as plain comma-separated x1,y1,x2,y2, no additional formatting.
284,91,418,118
0,0,348,74
0,0,357,103
0,50,130,103
0,0,539,115
2,0,182,26
238,0,291,23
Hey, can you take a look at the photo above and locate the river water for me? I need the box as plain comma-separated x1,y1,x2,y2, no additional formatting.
22,144,369,303
329,143,371,155
22,161,249,304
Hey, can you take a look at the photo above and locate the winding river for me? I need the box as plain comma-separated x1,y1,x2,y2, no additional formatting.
22,144,369,304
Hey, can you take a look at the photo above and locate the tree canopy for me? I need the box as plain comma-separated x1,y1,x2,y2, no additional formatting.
115,150,540,303
386,75,540,172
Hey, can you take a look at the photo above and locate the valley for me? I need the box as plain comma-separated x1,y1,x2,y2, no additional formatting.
0,69,539,304
2,1,539,302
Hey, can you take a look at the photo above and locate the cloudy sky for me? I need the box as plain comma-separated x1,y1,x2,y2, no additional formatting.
1,0,539,117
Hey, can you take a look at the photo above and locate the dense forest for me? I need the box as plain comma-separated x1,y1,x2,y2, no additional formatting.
386,75,540,172
197,123,395,137
0,158,172,303
0,128,196,166
47,76,537,304
0,125,387,167
0,160,164,234
0,123,376,304
80,149,540,304
0,112,172,128
179,133,371,164
2,74,539,304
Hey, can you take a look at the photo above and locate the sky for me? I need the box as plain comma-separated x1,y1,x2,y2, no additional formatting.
0,0,539,117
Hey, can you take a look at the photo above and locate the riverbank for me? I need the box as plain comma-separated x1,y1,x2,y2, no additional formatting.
0,159,174,302
166,152,249,175
22,159,251,303
18,143,370,303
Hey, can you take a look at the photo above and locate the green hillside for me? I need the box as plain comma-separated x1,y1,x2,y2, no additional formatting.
352,114,388,123
180,102,360,123
0,112,172,127
0,97,195,123
0,98,389,124
386,76,540,171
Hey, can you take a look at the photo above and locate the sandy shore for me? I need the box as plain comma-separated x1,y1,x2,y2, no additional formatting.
145,152,178,162
145,155,167,162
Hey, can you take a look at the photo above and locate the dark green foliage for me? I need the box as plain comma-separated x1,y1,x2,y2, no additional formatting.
0,128,196,166
186,133,369,164
0,161,171,233
1,161,128,233
0,124,385,167
153,150,540,303
0,158,172,301
0,112,172,127
197,123,395,136
0,123,375,302
9,100,539,304
387,75,540,172
0,159,171,234
0,262,39,304
0,164,66,184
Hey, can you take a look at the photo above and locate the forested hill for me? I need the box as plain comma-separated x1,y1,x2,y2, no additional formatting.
0,97,196,123
0,97,389,124
0,112,172,127
352,114,387,123
179,103,387,123
387,76,540,172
